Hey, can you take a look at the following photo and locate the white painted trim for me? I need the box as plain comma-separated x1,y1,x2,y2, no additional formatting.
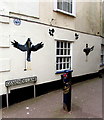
54,38,75,42
70,42,73,70
72,0,76,17
55,40,72,72
56,55,71,57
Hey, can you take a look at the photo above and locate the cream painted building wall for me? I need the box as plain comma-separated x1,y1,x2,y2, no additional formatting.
101,1,104,37
39,1,101,35
0,0,102,35
0,0,103,95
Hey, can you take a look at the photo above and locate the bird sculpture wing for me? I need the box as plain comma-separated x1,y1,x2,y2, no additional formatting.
90,46,94,51
31,42,44,51
11,40,27,51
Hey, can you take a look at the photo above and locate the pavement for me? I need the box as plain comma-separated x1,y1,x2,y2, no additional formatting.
1,76,103,118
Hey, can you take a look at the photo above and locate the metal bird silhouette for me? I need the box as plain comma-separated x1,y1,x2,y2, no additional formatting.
49,28,55,36
83,44,94,56
11,38,44,61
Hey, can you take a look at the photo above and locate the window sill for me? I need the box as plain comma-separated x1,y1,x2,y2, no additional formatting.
53,9,76,17
100,64,104,67
55,69,73,74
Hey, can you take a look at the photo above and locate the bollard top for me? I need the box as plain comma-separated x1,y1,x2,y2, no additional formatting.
56,69,73,74
64,70,73,73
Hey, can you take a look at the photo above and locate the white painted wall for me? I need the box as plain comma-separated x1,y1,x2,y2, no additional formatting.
0,0,103,95
0,18,102,95
0,0,39,18
72,33,101,76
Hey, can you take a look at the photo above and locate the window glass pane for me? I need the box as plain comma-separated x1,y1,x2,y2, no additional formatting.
56,57,58,63
63,63,66,69
57,41,60,48
64,49,67,55
60,57,62,62
68,49,70,55
61,42,63,48
62,58,63,63
68,43,70,48
58,57,60,62
57,0,62,10
67,1,70,12
67,57,69,62
58,64,60,70
57,0,73,14
67,63,69,68
63,0,69,12
56,49,59,55
56,64,58,70
66,42,68,48
66,57,67,62
61,49,63,55
57,49,60,55
60,63,62,69
69,0,72,13
66,50,68,55
64,42,67,48
63,58,66,62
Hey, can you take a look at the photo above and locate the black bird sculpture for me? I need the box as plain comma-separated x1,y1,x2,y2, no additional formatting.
83,44,94,56
49,28,55,36
11,38,44,62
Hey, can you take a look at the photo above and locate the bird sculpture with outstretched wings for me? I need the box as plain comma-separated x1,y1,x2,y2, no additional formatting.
11,38,44,61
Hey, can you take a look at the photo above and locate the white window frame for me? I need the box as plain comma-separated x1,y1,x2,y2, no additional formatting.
55,40,72,73
54,0,76,17
100,44,104,66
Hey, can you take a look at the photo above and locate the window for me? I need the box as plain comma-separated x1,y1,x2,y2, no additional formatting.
56,41,71,71
101,44,104,66
54,0,76,16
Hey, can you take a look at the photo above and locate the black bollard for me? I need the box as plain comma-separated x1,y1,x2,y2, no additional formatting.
61,70,73,112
